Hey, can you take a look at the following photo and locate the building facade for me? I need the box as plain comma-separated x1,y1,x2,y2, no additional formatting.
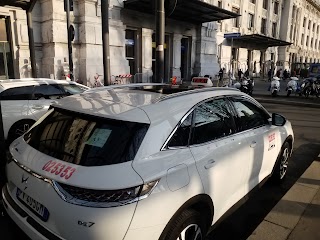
0,0,237,84
1,0,320,83
279,0,320,71
215,0,288,78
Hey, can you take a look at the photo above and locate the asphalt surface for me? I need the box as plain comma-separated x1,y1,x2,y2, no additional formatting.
1,101,319,240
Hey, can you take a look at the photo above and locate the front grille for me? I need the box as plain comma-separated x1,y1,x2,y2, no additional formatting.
58,183,139,203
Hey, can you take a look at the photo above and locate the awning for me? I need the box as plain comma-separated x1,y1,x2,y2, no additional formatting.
124,0,240,24
0,0,36,11
230,34,292,48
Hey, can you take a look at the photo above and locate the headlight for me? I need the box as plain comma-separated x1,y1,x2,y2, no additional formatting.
54,180,159,207
301,83,305,88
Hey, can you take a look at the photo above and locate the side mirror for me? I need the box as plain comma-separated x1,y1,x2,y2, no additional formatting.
272,113,286,126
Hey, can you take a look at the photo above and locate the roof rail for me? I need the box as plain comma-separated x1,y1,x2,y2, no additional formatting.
84,83,169,93
153,87,240,103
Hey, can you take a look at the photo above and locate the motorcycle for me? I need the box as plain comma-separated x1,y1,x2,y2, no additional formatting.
240,77,254,95
286,77,301,97
270,77,280,97
301,77,320,98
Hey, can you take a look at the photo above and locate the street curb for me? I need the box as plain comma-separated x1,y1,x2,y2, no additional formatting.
253,96,320,109
248,160,320,240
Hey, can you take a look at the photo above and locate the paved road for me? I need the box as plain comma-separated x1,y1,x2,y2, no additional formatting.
207,102,320,240
1,102,319,240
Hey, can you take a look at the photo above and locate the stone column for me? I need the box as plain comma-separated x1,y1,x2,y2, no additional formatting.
171,33,182,79
141,28,153,82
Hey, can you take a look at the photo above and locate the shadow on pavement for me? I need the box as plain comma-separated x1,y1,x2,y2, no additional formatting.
206,143,320,240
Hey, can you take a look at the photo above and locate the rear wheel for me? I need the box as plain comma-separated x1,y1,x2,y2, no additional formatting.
7,120,35,145
271,142,291,184
304,87,312,98
160,209,206,240
286,89,292,97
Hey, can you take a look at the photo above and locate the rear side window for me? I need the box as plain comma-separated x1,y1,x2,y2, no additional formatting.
24,108,149,166
0,86,34,100
168,112,193,148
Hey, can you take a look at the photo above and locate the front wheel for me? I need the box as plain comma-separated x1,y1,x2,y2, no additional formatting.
272,90,278,97
271,142,291,184
304,87,312,98
287,89,292,97
159,209,206,240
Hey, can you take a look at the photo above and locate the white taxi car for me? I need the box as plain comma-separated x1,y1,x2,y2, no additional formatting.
0,78,89,144
2,84,294,240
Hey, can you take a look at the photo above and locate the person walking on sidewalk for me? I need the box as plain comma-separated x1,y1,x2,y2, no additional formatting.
268,68,272,82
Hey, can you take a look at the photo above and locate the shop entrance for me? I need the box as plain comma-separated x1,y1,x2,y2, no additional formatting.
0,17,14,80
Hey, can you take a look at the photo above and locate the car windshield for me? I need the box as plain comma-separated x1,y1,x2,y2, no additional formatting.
61,84,88,95
24,108,149,166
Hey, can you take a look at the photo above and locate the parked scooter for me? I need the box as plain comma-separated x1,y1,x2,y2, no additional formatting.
301,77,320,98
270,77,281,97
286,77,301,97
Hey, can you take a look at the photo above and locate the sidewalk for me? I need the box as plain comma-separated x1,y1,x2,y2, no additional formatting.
248,155,320,240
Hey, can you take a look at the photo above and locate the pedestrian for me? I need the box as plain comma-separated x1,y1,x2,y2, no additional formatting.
219,68,224,82
238,69,243,81
276,68,281,78
268,68,272,82
244,69,249,78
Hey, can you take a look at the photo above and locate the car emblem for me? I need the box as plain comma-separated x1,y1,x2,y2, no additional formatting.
21,174,29,191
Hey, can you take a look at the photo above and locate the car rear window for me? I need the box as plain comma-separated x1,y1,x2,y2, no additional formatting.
24,108,149,166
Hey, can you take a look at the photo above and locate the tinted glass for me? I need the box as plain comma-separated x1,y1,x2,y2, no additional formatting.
231,97,269,131
0,86,34,100
60,84,87,95
168,112,193,147
192,98,235,145
33,84,64,99
24,108,149,166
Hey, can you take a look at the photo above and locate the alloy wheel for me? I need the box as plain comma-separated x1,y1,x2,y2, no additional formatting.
177,224,203,240
280,147,289,179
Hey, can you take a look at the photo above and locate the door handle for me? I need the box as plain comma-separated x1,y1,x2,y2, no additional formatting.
250,141,257,148
204,159,216,170
32,105,44,110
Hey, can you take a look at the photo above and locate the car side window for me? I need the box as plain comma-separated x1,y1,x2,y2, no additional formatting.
231,97,269,131
33,84,65,100
0,86,34,100
192,98,235,145
168,112,193,148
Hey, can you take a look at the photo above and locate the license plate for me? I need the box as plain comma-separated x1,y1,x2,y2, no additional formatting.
16,188,50,222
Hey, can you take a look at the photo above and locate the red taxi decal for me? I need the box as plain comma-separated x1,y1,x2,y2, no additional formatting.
42,160,76,180
268,133,276,151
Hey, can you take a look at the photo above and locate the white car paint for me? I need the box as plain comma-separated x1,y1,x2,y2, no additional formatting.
0,78,89,140
2,84,294,240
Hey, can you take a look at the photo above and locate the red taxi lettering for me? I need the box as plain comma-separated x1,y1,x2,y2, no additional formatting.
42,161,76,179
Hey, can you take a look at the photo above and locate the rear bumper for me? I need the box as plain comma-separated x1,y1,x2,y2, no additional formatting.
2,185,63,240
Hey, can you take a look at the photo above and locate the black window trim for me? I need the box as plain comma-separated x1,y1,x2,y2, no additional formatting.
161,96,238,150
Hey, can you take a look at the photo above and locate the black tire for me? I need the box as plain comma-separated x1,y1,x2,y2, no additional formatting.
7,120,35,145
286,90,292,97
272,90,278,97
304,87,312,98
159,209,207,240
271,142,291,184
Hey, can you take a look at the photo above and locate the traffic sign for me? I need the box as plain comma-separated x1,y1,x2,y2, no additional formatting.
224,33,241,38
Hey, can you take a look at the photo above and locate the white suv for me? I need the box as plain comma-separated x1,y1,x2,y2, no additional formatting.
0,78,89,144
2,84,294,240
